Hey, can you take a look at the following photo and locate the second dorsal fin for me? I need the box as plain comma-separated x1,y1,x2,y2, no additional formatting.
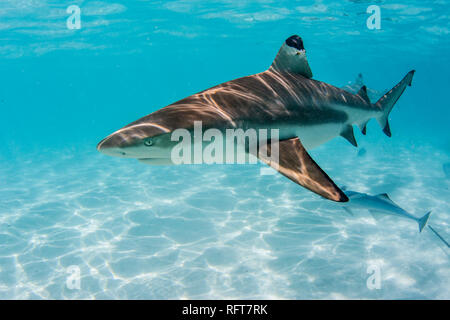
358,85,371,104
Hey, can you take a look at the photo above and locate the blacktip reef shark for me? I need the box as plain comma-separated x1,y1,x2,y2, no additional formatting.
340,187,431,233
97,35,415,202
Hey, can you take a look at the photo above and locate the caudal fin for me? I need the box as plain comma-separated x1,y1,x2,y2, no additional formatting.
418,211,431,233
375,70,415,137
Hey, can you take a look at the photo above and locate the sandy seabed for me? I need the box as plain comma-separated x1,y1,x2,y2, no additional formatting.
0,138,449,299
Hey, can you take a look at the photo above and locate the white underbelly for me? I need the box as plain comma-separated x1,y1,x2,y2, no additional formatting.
295,123,344,150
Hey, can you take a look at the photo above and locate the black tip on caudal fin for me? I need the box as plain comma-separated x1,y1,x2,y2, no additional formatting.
383,121,391,137
375,70,415,137
408,70,416,86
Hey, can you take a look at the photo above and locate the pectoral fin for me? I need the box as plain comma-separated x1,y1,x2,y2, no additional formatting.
257,137,348,202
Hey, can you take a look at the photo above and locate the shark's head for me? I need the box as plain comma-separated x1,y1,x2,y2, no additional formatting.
270,35,313,78
97,124,175,160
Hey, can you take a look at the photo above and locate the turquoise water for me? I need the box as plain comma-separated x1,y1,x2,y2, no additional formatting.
1,0,449,299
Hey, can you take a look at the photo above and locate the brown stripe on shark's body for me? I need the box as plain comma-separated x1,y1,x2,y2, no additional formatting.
97,35,415,202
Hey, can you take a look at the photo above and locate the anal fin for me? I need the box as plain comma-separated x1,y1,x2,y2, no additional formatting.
358,120,369,135
257,137,348,202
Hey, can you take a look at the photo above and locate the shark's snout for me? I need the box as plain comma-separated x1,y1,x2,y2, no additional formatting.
97,135,118,151
97,134,129,157
96,129,143,158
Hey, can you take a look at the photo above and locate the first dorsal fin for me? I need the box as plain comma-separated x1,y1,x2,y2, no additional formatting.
256,137,348,202
270,35,313,78
376,193,397,205
358,85,371,104
377,193,391,200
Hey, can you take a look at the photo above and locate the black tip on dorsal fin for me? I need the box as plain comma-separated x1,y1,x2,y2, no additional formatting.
285,35,304,51
340,125,357,147
383,121,391,137
357,85,371,104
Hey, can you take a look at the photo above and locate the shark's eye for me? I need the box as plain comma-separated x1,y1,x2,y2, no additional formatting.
144,138,153,146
